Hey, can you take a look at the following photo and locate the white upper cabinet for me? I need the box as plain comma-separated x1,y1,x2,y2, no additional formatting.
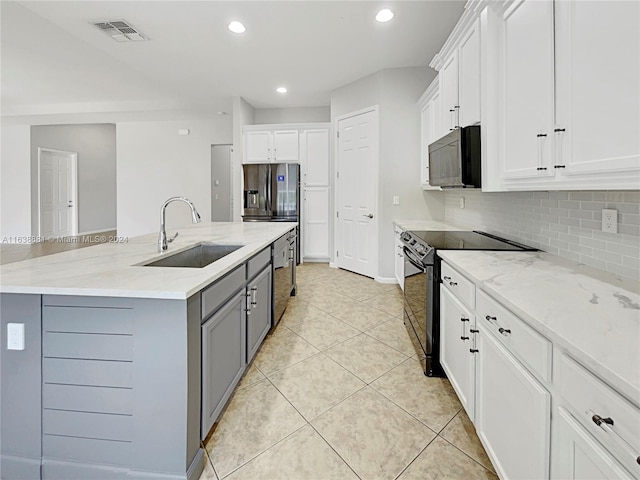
243,128,299,163
432,15,481,135
301,129,330,186
554,0,640,180
500,0,555,180
492,0,640,190
417,78,441,190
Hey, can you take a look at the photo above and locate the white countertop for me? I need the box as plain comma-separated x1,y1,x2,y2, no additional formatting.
437,250,640,406
0,222,297,300
393,219,464,232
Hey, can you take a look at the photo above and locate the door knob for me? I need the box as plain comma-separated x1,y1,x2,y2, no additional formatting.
362,214,374,219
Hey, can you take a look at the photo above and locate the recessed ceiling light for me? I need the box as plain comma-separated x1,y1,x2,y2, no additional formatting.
375,8,394,23
276,87,288,94
228,21,246,34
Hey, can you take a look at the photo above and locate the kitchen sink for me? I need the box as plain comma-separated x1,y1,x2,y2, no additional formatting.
143,243,244,268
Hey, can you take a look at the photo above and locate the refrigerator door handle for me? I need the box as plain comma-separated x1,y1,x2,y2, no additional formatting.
266,166,272,216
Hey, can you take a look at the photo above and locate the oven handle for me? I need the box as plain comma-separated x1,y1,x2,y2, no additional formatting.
403,246,427,271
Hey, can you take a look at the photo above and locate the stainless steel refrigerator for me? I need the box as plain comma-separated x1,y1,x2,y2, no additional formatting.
243,163,300,260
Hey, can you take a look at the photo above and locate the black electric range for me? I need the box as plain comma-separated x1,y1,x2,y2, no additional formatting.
400,230,536,376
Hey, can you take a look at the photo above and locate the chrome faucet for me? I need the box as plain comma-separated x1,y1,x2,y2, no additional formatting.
158,196,201,252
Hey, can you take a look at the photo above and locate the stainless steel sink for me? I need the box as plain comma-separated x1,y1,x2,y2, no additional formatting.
143,243,243,268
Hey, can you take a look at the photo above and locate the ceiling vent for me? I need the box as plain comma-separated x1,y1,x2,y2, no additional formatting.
93,20,148,42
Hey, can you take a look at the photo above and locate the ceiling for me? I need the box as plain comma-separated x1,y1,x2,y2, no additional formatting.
1,1,465,117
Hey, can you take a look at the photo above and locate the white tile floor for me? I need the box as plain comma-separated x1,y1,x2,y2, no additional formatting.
202,263,497,480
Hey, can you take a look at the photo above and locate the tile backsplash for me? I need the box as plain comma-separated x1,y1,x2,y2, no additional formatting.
444,190,640,281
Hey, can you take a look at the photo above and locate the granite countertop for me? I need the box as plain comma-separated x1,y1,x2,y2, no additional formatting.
393,219,465,232
0,222,297,300
437,250,640,406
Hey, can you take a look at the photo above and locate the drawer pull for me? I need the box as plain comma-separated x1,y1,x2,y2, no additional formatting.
470,349,479,353
592,414,614,427
589,410,640,465
485,315,497,322
498,327,511,336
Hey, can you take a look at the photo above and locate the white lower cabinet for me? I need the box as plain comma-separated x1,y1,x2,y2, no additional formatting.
476,327,551,480
440,286,476,421
552,407,633,480
440,259,639,480
394,226,404,289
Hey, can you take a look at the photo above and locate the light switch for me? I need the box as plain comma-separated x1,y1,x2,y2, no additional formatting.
7,323,25,350
393,196,400,205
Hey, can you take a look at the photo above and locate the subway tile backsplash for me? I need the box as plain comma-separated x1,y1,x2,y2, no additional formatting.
444,190,640,281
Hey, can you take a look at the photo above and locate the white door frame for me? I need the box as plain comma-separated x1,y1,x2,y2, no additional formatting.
333,105,380,279
38,147,79,237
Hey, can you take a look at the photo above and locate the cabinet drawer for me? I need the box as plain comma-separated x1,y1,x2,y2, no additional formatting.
201,265,245,320
557,353,640,475
441,261,475,309
247,247,271,280
476,289,552,383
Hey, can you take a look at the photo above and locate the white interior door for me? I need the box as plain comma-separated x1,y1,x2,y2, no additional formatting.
336,108,378,278
38,148,78,238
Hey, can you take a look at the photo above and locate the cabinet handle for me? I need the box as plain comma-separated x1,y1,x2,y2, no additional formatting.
537,133,548,173
443,276,451,282
498,327,511,336
245,308,251,316
449,281,458,287
469,349,479,353
460,317,469,341
250,286,258,307
485,315,497,322
554,128,566,132
554,165,566,169
590,411,640,465
470,329,479,334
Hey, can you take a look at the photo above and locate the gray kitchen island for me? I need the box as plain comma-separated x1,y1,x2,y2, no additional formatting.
0,221,297,480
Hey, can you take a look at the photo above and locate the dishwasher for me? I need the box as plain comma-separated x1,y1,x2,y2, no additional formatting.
273,232,294,326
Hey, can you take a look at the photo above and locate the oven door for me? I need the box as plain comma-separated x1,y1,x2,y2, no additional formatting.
403,247,428,355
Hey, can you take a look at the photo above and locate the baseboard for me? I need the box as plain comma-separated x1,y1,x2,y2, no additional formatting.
302,257,330,263
375,276,398,284
329,262,337,268
1,453,41,479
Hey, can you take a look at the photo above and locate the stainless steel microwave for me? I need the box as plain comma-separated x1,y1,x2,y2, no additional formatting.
428,125,481,188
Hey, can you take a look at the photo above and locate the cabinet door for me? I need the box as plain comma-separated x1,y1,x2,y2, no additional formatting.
552,407,633,480
476,328,551,480
458,18,481,128
246,266,272,363
245,131,272,163
420,100,433,187
273,130,299,162
440,52,459,134
303,187,329,260
394,229,404,290
500,0,555,180
302,129,330,186
201,291,246,439
440,287,475,421
555,1,640,180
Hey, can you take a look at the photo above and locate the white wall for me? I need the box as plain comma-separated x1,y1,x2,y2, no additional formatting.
330,67,444,281
0,125,32,241
254,107,330,124
30,124,116,235
444,190,640,281
232,97,255,221
116,116,232,238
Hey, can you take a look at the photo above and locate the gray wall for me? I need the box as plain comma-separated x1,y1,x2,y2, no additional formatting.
330,67,445,280
254,107,330,124
444,190,640,281
31,124,116,234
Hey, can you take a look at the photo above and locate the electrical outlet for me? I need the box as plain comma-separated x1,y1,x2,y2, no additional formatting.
7,323,25,350
602,209,618,234
459,197,465,209
393,196,400,205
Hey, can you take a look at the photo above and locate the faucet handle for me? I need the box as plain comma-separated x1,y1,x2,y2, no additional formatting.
168,232,179,243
